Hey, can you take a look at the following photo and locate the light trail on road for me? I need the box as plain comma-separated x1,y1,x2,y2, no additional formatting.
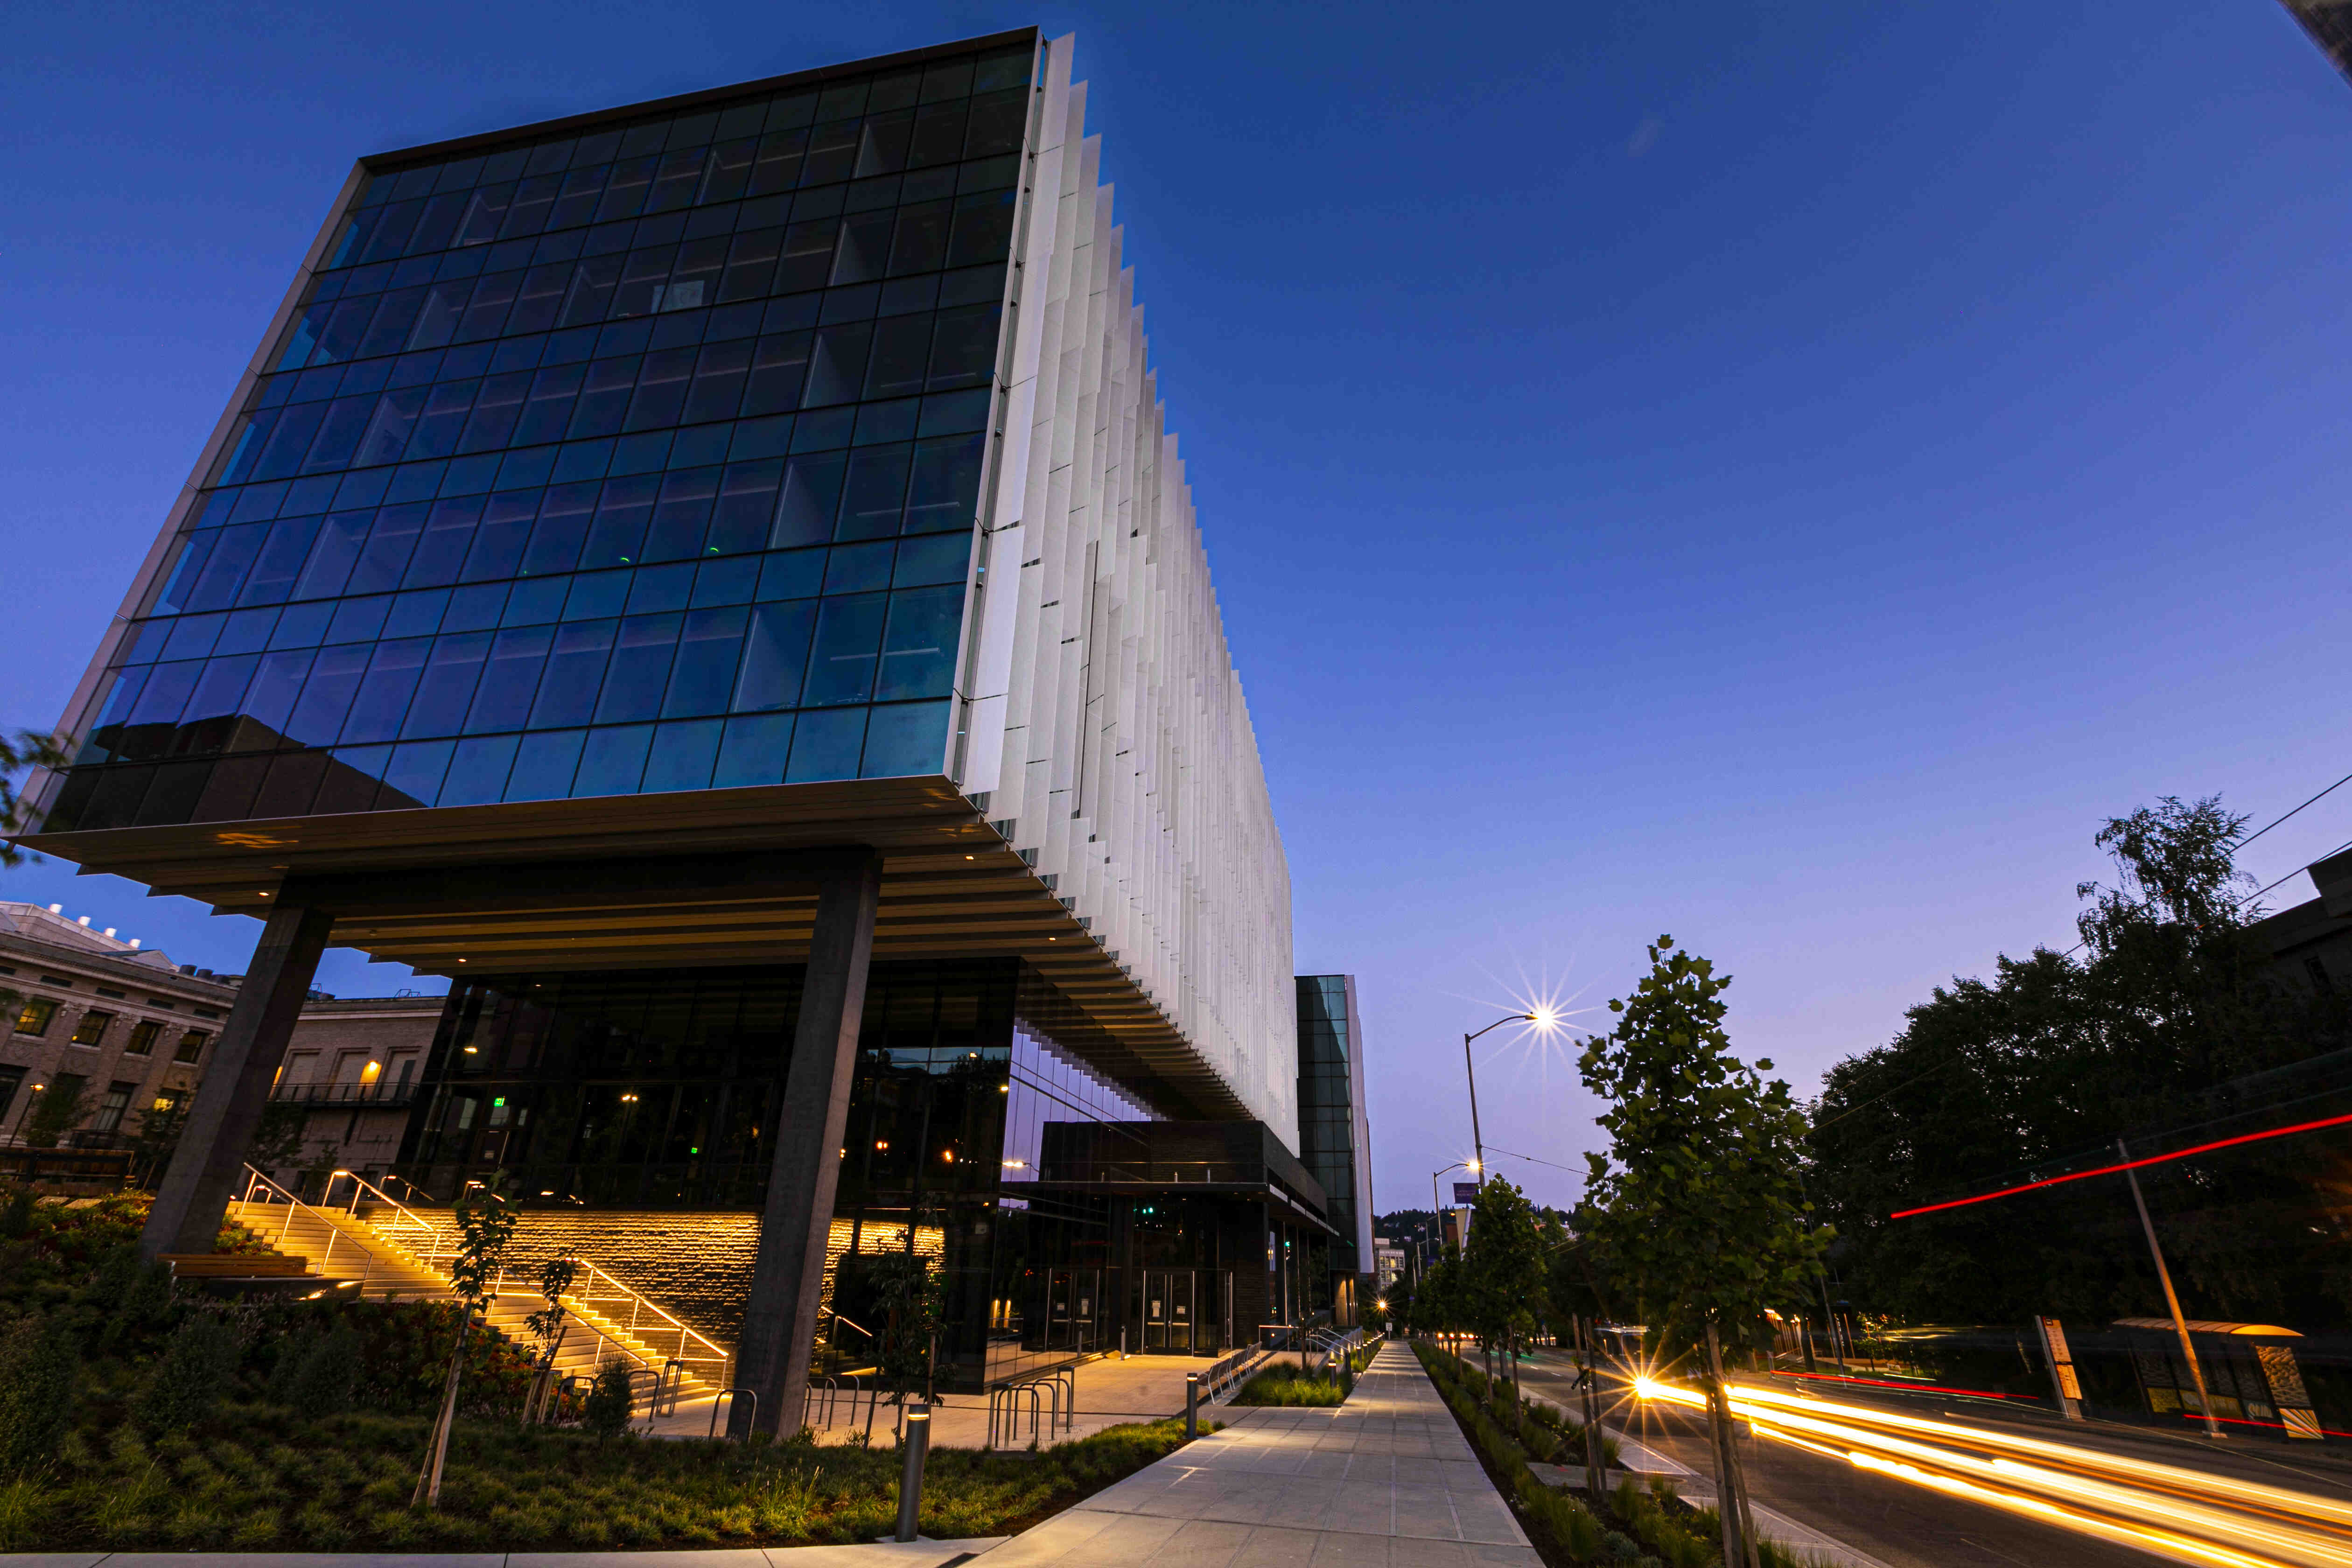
1633,1374,2352,1568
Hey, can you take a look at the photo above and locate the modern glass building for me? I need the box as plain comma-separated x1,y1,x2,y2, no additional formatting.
1296,974,1374,1321
23,28,1312,1426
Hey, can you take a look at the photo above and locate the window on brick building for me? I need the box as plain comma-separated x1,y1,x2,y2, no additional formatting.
12,999,58,1036
92,1081,135,1133
122,1019,164,1056
69,1010,115,1046
173,1029,210,1064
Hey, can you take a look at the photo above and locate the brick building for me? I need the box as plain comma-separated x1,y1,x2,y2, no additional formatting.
0,902,237,1160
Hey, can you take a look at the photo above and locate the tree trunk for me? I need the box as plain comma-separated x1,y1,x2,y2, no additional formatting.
414,1302,476,1508
1705,1323,1761,1568
1577,1316,1607,1500
528,1322,569,1424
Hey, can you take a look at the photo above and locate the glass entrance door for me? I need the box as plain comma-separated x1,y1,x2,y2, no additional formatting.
1045,1267,1100,1352
1143,1269,1195,1351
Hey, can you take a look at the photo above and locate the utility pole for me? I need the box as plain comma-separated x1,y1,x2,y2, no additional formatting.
2120,1138,2221,1438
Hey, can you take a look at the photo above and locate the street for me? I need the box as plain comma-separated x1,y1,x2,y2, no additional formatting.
1511,1347,2352,1568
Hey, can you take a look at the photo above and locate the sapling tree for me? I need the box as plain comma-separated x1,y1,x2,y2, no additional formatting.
414,1180,518,1507
524,1254,581,1424
1463,1176,1547,1403
1578,936,1828,1568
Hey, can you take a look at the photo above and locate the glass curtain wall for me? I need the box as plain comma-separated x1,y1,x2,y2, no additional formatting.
1295,975,1363,1275
48,40,1034,833
394,952,1172,1389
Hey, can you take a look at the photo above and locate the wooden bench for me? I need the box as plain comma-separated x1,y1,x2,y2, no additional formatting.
160,1252,316,1278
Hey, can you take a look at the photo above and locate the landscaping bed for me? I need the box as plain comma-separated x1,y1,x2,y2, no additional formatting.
0,1406,1201,1551
1230,1338,1384,1406
0,1191,1199,1551
1414,1339,1820,1568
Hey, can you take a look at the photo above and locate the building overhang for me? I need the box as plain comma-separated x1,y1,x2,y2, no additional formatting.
18,773,1244,1120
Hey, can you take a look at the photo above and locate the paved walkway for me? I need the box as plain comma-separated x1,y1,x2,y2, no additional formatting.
3,1546,999,1568
968,1341,1540,1566
644,1356,1247,1448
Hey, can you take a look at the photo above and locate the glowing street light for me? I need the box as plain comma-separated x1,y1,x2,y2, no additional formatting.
1461,1008,1558,1178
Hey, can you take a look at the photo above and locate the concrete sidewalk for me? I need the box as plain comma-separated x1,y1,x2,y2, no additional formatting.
966,1341,1540,1565
644,1354,1251,1448
3,1544,998,1568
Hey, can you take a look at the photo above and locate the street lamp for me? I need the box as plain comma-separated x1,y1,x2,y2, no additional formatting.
1429,1159,1482,1266
1462,1007,1558,1178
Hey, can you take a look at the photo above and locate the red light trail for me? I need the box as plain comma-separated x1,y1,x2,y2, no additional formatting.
1888,1110,2352,1220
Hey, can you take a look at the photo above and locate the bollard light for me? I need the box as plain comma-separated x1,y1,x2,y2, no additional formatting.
895,1405,931,1543
1185,1373,1200,1439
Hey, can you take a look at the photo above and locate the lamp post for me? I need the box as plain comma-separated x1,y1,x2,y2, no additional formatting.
1430,1160,1480,1266
1461,1009,1555,1179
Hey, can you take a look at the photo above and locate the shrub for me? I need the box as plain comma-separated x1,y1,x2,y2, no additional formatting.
0,1317,78,1475
1230,1363,1347,1407
135,1316,241,1432
583,1365,634,1438
286,1326,362,1415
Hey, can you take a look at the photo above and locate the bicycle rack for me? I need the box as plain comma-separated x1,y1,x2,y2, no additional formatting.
708,1387,758,1440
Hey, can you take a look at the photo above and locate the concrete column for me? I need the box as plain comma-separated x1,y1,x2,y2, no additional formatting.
736,856,883,1436
138,900,334,1260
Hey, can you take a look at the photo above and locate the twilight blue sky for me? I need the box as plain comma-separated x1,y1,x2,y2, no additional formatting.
7,1,2352,1213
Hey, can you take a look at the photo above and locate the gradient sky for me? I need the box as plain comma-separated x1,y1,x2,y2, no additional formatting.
8,2,2352,1217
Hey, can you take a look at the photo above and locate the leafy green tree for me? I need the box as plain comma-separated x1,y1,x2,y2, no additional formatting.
414,1182,518,1506
20,1076,90,1149
1463,1176,1547,1400
523,1254,581,1425
0,729,69,870
1414,1247,1465,1341
1579,936,1826,1568
1811,797,2352,1328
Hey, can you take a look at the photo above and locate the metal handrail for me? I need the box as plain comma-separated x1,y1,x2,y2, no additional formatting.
319,1167,452,1269
235,1165,371,1290
320,1169,731,1387
268,1080,420,1105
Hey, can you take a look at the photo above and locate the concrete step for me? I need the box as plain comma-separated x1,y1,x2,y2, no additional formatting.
232,1198,727,1405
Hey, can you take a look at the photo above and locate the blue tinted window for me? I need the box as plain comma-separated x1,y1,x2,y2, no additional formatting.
78,46,1020,829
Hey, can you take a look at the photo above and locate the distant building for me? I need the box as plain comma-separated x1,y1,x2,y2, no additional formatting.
2283,1,2352,85
269,994,442,1194
0,902,237,1158
1297,974,1374,1323
2250,848,2352,996
1372,1235,1405,1298
0,899,446,1193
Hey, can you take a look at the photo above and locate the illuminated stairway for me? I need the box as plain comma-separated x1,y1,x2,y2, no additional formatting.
229,1183,728,1407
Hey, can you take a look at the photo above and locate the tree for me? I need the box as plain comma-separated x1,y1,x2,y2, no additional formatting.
414,1181,518,1506
1810,797,2352,1329
0,729,69,870
1579,936,1827,1568
1463,1176,1547,1401
20,1077,91,1149
524,1254,582,1425
835,1250,944,1427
